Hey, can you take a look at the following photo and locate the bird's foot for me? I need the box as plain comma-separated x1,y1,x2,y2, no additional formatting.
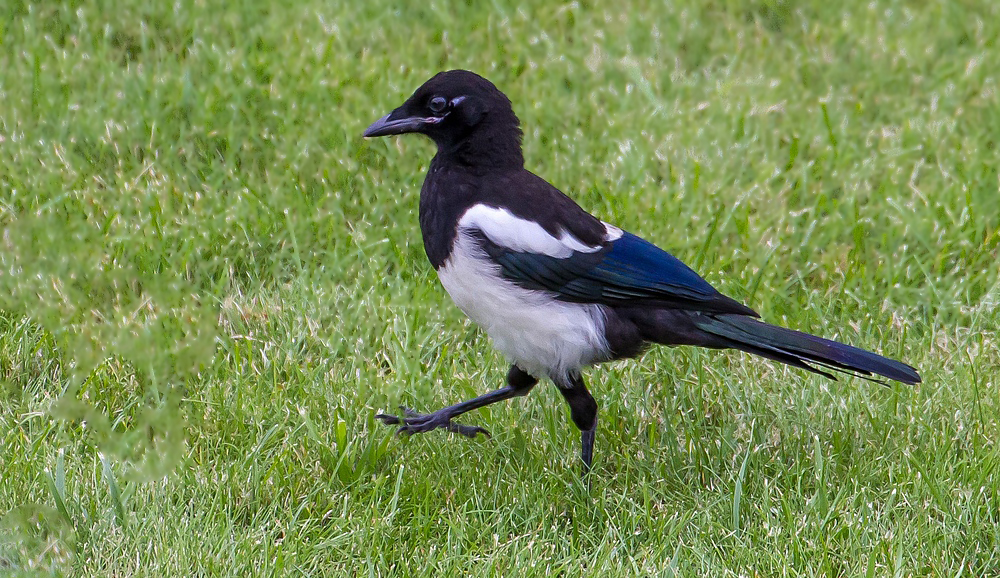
375,406,491,439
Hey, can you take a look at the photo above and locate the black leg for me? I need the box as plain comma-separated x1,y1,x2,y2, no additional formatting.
580,426,596,474
555,372,598,473
376,365,538,439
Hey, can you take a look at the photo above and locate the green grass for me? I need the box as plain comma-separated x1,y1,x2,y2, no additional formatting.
1,0,999,575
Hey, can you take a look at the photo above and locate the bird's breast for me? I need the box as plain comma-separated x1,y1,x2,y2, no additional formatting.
436,232,610,380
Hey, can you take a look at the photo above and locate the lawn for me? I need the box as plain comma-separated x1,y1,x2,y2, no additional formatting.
1,0,998,575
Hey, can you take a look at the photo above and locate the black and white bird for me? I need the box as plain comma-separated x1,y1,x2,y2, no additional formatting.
364,69,920,472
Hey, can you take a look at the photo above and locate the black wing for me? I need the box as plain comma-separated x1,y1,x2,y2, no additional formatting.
472,229,758,316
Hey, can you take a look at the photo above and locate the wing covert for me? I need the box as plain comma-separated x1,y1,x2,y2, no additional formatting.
470,228,759,317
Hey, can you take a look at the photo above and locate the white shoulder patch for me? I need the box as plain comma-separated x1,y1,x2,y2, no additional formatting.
602,222,624,241
458,204,602,258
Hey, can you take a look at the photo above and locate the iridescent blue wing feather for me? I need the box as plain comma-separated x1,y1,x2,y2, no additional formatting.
473,230,758,317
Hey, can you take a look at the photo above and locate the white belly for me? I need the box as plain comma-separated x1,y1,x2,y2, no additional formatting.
436,233,609,380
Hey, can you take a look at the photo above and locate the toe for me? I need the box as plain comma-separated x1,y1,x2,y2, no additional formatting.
451,423,491,439
376,413,401,425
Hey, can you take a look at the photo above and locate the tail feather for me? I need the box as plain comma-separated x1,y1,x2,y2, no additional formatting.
693,314,921,385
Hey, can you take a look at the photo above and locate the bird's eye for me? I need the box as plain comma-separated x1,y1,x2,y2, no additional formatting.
428,96,448,114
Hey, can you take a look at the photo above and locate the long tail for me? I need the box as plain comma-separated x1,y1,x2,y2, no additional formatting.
692,314,921,385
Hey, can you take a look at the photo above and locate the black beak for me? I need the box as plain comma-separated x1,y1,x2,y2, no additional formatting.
363,108,443,138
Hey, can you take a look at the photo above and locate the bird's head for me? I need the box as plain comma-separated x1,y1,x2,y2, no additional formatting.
364,70,523,167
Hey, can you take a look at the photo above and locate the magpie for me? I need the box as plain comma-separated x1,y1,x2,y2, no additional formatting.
364,69,920,472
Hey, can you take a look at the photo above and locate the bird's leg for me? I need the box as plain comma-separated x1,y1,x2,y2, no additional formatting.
581,425,596,474
377,365,538,439
555,372,599,474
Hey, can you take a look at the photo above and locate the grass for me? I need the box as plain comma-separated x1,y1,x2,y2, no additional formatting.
1,0,998,575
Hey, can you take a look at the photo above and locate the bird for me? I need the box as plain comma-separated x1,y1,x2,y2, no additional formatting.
363,69,920,473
